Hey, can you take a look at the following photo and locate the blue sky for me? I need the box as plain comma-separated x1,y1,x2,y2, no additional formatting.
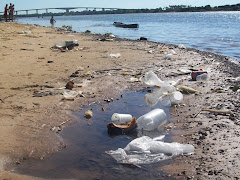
1,0,239,11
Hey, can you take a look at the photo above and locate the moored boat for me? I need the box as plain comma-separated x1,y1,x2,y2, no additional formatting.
113,22,139,28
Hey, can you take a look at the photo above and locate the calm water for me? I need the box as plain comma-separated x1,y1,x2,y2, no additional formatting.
15,89,174,179
17,12,240,60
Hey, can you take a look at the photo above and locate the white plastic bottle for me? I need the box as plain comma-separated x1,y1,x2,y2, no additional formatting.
137,109,167,131
111,113,133,125
169,91,183,105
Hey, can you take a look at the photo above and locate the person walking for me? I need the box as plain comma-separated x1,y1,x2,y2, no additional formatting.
4,4,8,22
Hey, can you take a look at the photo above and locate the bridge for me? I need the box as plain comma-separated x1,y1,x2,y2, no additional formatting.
0,7,122,15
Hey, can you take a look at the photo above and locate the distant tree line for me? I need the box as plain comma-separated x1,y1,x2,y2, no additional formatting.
16,3,240,17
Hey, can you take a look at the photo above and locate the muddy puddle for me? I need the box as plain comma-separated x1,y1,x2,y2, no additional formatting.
14,88,176,179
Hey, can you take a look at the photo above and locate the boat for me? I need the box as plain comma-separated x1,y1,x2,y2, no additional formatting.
113,22,139,28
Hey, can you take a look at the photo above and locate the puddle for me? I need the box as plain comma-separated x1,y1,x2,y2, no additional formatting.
14,88,175,179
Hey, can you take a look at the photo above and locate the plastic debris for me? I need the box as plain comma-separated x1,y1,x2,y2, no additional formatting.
178,67,192,74
169,49,177,55
164,54,173,60
191,70,208,81
106,136,194,164
179,86,198,94
107,117,137,135
65,81,74,90
22,30,31,34
137,109,167,131
63,91,78,100
196,73,208,81
54,40,79,50
127,77,139,83
109,53,121,58
111,113,133,125
178,44,186,49
144,72,183,106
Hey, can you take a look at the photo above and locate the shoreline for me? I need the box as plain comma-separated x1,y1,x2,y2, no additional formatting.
0,22,239,179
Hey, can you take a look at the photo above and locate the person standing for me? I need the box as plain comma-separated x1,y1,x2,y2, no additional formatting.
11,4,15,21
50,16,56,26
4,4,8,22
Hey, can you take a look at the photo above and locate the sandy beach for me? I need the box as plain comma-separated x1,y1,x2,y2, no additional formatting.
0,22,239,179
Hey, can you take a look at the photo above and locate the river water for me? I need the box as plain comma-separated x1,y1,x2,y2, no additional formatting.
17,12,240,60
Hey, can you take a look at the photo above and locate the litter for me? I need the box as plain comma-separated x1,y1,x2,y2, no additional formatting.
54,40,79,50
107,117,137,135
22,30,31,34
85,110,93,119
191,70,208,81
109,53,121,58
196,73,208,81
169,91,183,105
127,77,139,83
178,67,192,74
144,72,183,106
164,54,173,60
179,86,198,94
65,81,74,90
63,91,78,100
137,109,167,131
111,113,133,125
144,71,166,87
169,49,177,55
178,44,186,49
106,136,194,164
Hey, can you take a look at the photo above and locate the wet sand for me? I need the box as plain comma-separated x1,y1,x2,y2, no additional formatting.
0,22,239,179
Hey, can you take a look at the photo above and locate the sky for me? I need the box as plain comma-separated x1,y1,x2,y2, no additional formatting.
0,0,239,11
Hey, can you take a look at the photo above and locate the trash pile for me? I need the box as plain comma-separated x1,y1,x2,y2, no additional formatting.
106,70,195,164
143,71,184,106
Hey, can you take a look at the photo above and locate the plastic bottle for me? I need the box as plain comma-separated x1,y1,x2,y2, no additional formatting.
169,91,183,105
196,73,208,81
137,109,167,131
111,113,133,125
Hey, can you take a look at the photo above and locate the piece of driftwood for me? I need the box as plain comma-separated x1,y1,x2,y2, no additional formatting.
201,109,233,115
107,117,137,135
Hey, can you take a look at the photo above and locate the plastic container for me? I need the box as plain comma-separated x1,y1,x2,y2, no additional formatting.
191,71,208,81
169,91,183,105
111,113,133,125
144,71,165,87
137,109,167,131
196,73,208,81
63,91,78,100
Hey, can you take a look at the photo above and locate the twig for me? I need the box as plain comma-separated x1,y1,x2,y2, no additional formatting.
193,110,202,118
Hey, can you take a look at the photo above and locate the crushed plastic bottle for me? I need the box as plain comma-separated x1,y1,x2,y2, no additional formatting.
137,109,167,131
144,71,165,87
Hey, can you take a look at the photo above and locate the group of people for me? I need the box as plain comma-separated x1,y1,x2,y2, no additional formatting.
4,3,15,22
